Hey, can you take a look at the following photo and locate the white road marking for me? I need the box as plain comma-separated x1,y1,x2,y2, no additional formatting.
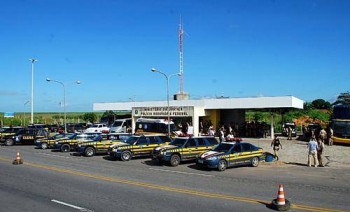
149,168,214,177
51,199,93,212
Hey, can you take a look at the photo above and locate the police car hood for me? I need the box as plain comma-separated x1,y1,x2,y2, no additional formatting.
199,151,224,159
154,145,178,151
41,137,69,142
110,142,130,149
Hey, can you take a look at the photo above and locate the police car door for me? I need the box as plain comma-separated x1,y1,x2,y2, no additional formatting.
240,143,254,165
134,136,148,156
148,136,161,154
99,139,112,153
196,138,209,155
229,144,242,166
185,138,197,160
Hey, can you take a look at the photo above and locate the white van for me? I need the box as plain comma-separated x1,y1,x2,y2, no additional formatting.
135,118,177,135
109,118,132,133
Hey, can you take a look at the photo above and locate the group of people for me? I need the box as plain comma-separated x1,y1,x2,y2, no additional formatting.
207,125,235,143
199,121,270,139
307,128,329,167
271,127,329,167
307,136,325,167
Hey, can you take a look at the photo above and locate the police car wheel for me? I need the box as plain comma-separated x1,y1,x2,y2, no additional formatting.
170,154,180,167
251,157,259,167
61,144,70,152
121,151,132,161
41,142,48,150
5,139,14,146
217,160,227,171
84,147,95,157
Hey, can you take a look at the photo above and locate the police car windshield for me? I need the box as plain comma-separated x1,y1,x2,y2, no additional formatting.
213,143,233,153
52,134,67,139
170,138,187,147
68,134,77,139
112,121,123,127
2,128,19,133
125,137,138,145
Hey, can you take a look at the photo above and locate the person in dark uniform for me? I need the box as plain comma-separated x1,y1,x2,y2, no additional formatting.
271,136,282,160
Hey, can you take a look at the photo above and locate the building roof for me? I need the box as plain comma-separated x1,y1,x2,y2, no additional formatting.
93,96,304,111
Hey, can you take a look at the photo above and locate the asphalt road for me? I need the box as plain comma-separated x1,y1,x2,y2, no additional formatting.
0,145,349,212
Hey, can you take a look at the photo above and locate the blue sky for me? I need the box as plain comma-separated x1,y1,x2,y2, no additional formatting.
1,0,349,112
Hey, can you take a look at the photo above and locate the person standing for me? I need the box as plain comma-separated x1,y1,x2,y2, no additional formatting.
219,127,225,143
328,127,334,146
287,126,292,140
319,128,327,144
226,132,234,141
271,136,282,160
208,125,215,136
317,139,325,167
199,121,204,136
307,137,319,167
302,125,307,140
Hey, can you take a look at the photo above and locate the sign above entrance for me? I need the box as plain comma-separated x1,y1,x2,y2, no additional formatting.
4,112,15,118
133,106,193,117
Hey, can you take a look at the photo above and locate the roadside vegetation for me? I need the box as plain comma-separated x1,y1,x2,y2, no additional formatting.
1,92,349,133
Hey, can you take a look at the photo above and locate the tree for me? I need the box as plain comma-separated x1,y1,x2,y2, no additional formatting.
101,110,116,125
82,112,97,123
311,99,331,110
303,102,314,111
333,92,350,105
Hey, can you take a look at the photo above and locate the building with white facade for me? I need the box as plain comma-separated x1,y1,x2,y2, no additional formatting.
93,96,304,137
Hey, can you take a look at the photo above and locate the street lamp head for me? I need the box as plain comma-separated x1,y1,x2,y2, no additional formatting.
151,68,157,72
46,78,51,82
29,58,38,63
177,73,182,76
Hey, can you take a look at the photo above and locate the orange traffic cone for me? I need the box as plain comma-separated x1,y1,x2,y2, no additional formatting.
271,184,291,211
12,152,23,165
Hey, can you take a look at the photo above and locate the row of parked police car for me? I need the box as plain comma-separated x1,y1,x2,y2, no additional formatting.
0,123,264,172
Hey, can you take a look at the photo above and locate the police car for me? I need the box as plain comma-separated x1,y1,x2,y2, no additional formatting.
77,133,132,157
0,127,24,142
152,136,219,166
35,133,75,149
196,141,263,171
53,133,101,152
108,135,171,161
1,128,48,146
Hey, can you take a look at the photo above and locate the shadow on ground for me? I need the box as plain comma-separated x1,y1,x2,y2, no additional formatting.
102,155,117,161
142,159,165,167
285,162,308,167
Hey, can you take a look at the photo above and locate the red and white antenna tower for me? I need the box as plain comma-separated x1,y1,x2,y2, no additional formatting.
179,16,184,94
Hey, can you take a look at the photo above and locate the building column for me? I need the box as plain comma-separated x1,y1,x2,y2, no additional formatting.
270,113,275,139
132,116,137,134
192,114,199,136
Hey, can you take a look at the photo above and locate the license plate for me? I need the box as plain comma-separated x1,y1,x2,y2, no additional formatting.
197,159,203,164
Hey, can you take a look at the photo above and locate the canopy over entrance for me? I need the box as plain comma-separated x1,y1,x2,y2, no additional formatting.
94,96,304,137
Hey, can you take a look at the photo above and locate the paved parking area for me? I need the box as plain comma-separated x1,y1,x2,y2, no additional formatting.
246,136,350,169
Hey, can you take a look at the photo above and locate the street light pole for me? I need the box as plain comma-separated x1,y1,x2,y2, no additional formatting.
46,78,80,133
23,100,30,127
151,68,181,136
29,58,37,124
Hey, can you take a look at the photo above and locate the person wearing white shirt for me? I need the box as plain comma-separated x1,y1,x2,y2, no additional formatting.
308,137,319,167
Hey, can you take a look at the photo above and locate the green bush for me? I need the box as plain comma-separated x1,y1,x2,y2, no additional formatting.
308,109,330,122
